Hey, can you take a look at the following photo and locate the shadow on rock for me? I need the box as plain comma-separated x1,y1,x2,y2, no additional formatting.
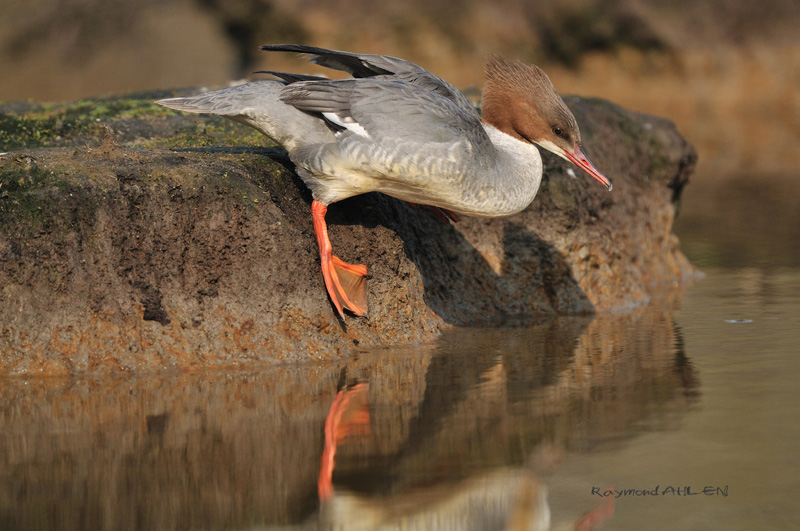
363,192,593,327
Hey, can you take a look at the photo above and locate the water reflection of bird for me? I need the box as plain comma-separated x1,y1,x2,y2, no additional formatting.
157,45,612,318
313,384,615,530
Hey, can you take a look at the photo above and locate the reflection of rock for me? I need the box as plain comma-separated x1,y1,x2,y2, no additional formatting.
332,291,698,492
0,89,695,373
0,296,692,528
0,370,338,529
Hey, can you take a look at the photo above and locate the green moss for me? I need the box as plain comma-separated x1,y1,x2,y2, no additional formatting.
162,126,218,149
0,97,176,149
1,90,278,155
0,156,108,241
0,163,52,194
154,119,270,150
0,166,53,232
234,128,270,147
69,99,174,121
0,112,62,148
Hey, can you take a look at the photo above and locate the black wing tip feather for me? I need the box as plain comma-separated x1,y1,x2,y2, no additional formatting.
259,44,333,56
259,43,394,78
253,70,328,83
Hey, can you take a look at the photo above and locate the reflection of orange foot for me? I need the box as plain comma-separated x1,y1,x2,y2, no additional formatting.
575,489,615,531
318,383,371,500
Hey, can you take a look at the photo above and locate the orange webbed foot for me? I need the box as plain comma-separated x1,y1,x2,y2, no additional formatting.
312,200,369,318
330,256,368,317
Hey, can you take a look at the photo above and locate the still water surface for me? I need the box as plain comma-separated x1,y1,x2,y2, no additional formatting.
2,176,798,530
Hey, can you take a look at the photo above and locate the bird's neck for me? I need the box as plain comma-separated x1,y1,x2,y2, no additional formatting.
464,123,543,217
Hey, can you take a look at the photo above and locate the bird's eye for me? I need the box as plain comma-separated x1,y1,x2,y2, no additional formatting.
553,127,563,137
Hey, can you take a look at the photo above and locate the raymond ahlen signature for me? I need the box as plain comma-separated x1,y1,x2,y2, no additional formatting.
592,485,729,498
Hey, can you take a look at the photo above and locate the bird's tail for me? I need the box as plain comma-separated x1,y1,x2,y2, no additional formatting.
155,80,334,152
156,81,282,117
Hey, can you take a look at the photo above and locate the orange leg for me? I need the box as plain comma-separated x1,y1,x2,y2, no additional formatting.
311,200,368,317
318,383,371,500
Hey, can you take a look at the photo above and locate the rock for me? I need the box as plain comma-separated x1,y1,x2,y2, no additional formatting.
0,90,697,375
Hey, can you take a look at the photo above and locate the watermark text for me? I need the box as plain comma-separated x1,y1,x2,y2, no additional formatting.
591,485,728,498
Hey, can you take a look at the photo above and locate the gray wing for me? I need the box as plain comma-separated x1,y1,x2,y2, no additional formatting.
280,79,487,147
260,44,477,117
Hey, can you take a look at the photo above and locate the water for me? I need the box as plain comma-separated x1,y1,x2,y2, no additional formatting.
2,175,798,530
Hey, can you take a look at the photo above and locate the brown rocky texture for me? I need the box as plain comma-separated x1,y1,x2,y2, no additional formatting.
0,91,697,375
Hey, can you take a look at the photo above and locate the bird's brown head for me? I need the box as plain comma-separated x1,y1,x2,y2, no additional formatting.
481,55,612,191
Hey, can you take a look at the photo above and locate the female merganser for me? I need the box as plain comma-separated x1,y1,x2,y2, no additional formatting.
157,44,612,318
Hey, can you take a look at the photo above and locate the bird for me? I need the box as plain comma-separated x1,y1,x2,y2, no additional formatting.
157,44,612,319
